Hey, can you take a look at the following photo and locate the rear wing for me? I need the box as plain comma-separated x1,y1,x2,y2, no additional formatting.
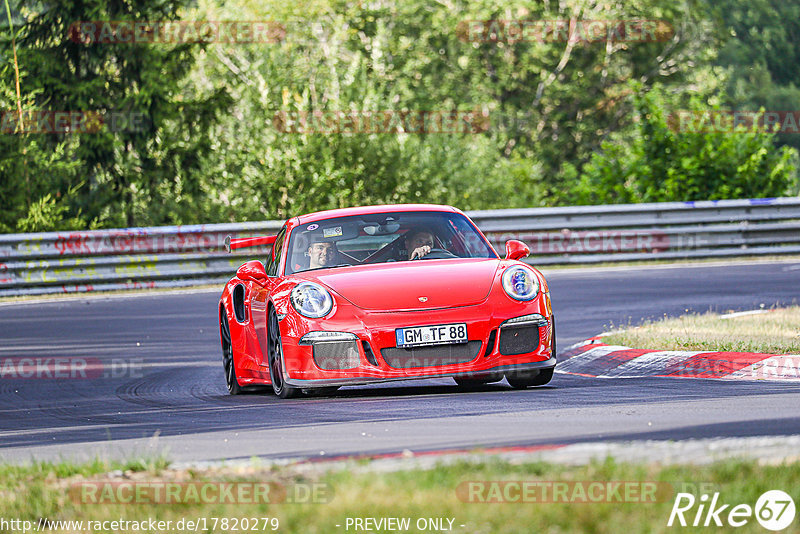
224,235,277,252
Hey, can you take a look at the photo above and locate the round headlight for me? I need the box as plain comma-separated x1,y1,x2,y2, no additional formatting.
290,282,333,318
502,265,539,301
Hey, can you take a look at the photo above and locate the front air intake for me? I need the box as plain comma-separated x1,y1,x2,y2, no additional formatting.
362,340,379,366
498,325,540,356
381,341,482,369
313,341,360,370
483,329,497,357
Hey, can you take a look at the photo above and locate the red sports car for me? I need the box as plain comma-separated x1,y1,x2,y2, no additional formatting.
219,204,555,398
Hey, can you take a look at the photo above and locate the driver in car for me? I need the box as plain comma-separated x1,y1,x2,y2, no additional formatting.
308,240,339,269
406,229,437,260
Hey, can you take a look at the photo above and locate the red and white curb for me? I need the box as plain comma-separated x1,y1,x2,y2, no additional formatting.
556,337,800,381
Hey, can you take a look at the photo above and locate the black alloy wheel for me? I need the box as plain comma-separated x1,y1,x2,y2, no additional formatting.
221,310,243,395
268,310,300,398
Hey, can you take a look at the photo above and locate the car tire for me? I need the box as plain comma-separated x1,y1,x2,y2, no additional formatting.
220,310,243,395
506,367,554,388
268,309,300,399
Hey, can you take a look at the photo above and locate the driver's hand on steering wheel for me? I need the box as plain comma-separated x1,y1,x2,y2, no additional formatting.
410,245,431,260
407,230,436,260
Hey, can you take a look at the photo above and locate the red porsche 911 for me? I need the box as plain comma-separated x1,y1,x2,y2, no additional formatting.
219,204,555,398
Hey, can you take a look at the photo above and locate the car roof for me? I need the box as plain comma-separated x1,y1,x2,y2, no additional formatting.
292,204,461,226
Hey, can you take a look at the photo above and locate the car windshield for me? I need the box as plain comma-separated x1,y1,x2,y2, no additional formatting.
285,211,497,274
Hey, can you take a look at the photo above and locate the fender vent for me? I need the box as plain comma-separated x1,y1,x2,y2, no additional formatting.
232,284,247,323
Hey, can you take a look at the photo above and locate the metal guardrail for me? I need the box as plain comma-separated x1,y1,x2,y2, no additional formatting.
1,197,799,296
0,222,282,297
474,197,800,265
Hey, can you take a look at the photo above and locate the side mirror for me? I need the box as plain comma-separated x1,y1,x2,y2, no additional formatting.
505,240,530,261
236,260,268,285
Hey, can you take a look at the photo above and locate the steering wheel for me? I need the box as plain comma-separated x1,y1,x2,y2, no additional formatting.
412,248,458,260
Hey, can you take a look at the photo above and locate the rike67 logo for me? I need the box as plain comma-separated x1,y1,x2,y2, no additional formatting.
668,490,796,531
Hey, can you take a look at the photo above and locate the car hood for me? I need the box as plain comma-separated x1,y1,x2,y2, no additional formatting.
300,259,499,311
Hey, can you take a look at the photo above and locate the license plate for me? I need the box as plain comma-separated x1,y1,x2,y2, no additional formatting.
395,323,468,348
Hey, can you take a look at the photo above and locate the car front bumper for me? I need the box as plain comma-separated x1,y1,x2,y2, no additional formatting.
278,297,555,388
284,357,556,387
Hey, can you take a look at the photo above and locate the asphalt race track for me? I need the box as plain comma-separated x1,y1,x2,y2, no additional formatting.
1,261,799,464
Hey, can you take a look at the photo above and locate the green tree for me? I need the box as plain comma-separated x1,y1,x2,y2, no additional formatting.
710,0,800,157
3,0,799,234
192,0,721,219
572,84,797,204
0,0,230,231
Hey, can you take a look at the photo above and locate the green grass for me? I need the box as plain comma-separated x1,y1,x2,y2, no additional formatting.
1,457,798,533
603,306,800,353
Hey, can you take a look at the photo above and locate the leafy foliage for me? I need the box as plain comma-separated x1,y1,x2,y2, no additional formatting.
1,0,230,231
572,84,797,204
0,0,797,232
